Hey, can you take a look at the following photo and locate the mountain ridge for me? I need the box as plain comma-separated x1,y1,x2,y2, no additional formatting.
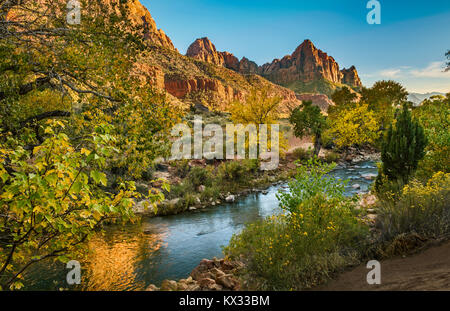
185,37,362,96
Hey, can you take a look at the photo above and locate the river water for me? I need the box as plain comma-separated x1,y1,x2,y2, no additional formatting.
23,161,377,291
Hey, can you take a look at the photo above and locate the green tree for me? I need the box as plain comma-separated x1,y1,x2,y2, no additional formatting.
413,94,450,179
329,86,358,114
289,101,327,156
361,80,408,130
377,105,428,187
0,0,173,289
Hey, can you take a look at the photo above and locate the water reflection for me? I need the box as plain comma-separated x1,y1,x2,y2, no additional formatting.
24,161,377,290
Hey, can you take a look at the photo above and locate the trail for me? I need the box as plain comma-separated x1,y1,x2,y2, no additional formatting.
319,241,450,291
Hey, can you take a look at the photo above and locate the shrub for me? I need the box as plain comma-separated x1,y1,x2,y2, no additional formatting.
173,160,190,178
241,159,259,174
217,161,250,184
277,157,346,213
324,151,341,163
224,158,368,290
292,147,312,161
170,181,195,199
376,172,450,241
224,194,368,290
187,166,211,188
200,185,221,202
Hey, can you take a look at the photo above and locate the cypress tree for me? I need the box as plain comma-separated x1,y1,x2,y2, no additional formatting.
378,104,427,185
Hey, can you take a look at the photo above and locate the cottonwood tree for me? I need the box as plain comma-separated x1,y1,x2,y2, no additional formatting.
361,80,408,130
325,103,378,151
289,101,327,157
229,88,286,158
329,86,358,113
0,0,174,289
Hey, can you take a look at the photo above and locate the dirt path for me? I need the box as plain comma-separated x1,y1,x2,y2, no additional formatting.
319,241,450,291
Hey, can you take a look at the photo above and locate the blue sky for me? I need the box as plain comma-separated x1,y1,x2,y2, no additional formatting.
142,0,450,93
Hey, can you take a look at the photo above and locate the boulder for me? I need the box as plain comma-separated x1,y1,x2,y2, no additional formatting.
145,284,160,291
160,280,178,291
362,173,377,180
225,195,235,203
216,274,239,290
198,278,218,290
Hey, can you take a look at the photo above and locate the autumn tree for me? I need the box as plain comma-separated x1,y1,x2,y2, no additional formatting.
412,94,449,179
289,101,327,156
325,103,378,150
229,88,286,158
0,0,175,289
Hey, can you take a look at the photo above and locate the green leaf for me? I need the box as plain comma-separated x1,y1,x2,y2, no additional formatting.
90,170,107,186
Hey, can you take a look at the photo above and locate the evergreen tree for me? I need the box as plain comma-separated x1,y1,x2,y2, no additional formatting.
378,105,427,185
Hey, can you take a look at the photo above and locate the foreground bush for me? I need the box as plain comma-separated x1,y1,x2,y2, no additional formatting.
224,158,369,290
376,172,450,241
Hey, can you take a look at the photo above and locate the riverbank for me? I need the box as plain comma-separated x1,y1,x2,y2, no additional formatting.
146,238,450,291
133,144,380,218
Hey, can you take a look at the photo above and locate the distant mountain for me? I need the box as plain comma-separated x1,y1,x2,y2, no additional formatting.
186,38,362,96
408,92,446,105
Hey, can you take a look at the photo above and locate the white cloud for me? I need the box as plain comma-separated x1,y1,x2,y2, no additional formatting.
361,62,450,93
410,61,450,78
367,62,450,80
379,68,402,78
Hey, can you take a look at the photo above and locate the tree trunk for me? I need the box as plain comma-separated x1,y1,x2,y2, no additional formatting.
313,134,322,157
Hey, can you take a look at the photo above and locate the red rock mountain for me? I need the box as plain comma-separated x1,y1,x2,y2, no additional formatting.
259,39,361,88
186,38,226,66
186,38,261,75
186,38,362,94
125,0,176,50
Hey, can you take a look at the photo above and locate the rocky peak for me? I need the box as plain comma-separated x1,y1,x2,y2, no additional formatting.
132,0,175,50
260,39,341,85
341,66,362,87
238,57,259,74
186,37,225,67
258,39,362,89
220,51,240,71
106,0,176,50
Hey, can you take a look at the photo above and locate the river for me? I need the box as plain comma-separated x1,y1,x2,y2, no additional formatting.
23,161,377,290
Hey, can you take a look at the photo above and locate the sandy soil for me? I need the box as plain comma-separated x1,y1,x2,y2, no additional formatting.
318,241,450,291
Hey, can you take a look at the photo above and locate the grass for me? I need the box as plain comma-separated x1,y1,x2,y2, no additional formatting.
375,172,450,243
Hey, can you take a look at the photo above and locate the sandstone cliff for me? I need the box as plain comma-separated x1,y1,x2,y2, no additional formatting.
186,37,363,96
186,38,225,66
341,66,362,87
